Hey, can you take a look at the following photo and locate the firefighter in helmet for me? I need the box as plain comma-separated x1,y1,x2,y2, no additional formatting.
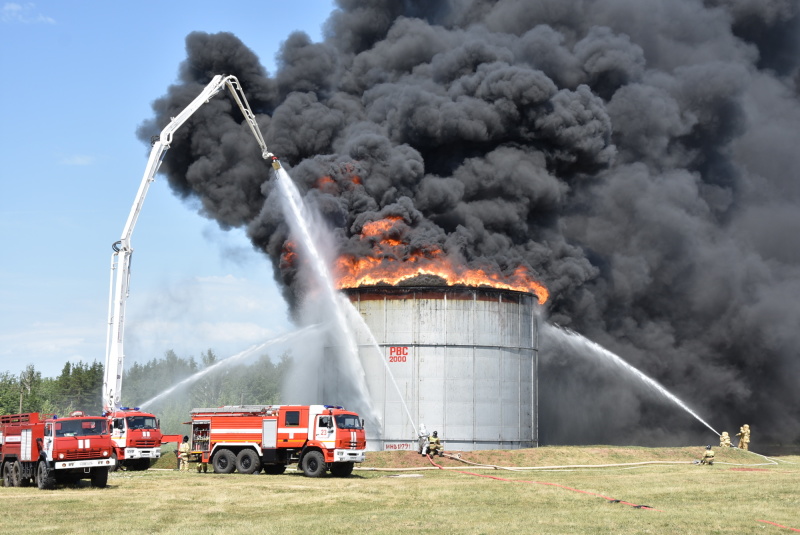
736,425,750,451
178,435,191,471
719,431,731,448
427,431,443,457
699,445,715,465
418,423,430,455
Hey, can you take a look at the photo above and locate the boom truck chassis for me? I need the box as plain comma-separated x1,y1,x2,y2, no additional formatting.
103,74,278,469
0,412,115,489
189,405,366,477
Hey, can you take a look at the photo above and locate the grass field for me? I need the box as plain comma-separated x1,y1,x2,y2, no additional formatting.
1,446,797,534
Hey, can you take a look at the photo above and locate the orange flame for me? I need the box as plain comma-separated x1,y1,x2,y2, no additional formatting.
280,241,298,270
315,175,335,188
311,165,363,192
332,217,549,304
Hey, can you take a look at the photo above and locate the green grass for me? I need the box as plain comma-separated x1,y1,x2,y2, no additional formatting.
2,447,798,534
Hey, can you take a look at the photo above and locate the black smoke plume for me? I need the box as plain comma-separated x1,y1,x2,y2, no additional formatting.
137,0,800,448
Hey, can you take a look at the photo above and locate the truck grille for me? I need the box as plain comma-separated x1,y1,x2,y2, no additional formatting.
63,449,102,460
132,439,158,448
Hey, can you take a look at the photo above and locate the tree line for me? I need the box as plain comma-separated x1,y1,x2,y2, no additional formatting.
1,361,104,417
0,349,289,436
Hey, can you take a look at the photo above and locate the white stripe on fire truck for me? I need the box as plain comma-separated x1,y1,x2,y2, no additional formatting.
208,428,323,436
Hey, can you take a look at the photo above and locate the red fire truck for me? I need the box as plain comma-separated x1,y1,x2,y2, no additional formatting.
189,405,366,477
0,412,115,489
107,407,181,471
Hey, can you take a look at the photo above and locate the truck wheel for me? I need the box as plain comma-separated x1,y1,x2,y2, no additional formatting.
212,449,236,474
301,451,326,478
37,462,56,490
90,467,109,488
236,449,262,474
330,461,354,477
262,464,287,475
2,461,12,487
11,461,23,487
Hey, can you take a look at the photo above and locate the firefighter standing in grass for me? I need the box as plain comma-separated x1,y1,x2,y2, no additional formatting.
427,431,442,456
179,435,191,471
736,425,750,451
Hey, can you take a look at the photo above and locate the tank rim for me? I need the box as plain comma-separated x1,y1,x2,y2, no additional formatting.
340,284,534,297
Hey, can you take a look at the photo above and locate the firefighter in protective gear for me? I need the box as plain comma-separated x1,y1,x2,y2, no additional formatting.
719,431,731,448
179,436,191,471
736,425,750,451
699,445,715,465
418,423,430,456
427,431,442,456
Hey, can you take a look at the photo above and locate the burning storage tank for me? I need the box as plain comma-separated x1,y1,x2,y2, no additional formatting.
339,285,540,451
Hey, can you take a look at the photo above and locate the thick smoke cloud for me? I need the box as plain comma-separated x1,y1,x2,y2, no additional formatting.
138,0,800,448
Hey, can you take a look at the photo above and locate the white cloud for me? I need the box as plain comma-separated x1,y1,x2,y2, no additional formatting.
2,3,55,24
0,321,105,376
123,273,292,364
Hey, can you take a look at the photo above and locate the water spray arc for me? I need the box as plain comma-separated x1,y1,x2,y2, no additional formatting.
543,323,720,437
270,161,383,425
139,325,321,410
340,300,419,436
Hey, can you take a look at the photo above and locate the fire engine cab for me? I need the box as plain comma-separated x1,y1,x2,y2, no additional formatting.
189,405,366,477
0,412,115,489
108,407,180,471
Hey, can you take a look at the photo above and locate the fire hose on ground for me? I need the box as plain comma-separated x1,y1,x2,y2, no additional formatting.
355,447,799,523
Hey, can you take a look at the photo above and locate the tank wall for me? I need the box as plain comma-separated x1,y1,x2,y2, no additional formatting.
339,287,538,452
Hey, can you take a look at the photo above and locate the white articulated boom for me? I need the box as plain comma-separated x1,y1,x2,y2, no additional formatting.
103,74,274,414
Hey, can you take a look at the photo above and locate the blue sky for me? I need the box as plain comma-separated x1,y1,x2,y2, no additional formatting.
0,1,336,377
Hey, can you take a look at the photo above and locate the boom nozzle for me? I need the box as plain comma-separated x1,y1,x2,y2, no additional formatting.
270,155,282,171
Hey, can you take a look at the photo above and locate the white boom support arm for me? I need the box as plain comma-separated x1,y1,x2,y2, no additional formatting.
103,75,273,413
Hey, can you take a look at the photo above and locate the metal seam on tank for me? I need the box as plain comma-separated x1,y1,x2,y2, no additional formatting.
346,286,537,451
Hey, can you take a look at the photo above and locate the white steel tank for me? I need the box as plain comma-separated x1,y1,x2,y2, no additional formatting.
340,286,539,451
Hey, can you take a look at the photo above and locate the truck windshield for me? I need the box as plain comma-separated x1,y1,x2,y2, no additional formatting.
126,416,158,430
55,419,108,437
334,415,363,430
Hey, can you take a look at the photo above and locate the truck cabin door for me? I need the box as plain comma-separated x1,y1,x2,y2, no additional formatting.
43,423,54,460
112,418,125,437
315,415,333,442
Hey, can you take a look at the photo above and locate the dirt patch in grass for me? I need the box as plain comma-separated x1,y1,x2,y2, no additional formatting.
729,467,769,472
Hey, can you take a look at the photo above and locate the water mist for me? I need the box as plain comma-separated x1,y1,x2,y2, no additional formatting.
542,321,720,437
139,324,321,410
271,165,382,428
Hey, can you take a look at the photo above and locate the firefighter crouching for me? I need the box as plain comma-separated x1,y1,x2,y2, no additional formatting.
196,458,208,473
719,431,731,448
699,445,715,465
427,431,443,457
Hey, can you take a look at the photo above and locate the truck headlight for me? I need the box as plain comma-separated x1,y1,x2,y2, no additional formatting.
58,453,64,459
103,450,108,457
